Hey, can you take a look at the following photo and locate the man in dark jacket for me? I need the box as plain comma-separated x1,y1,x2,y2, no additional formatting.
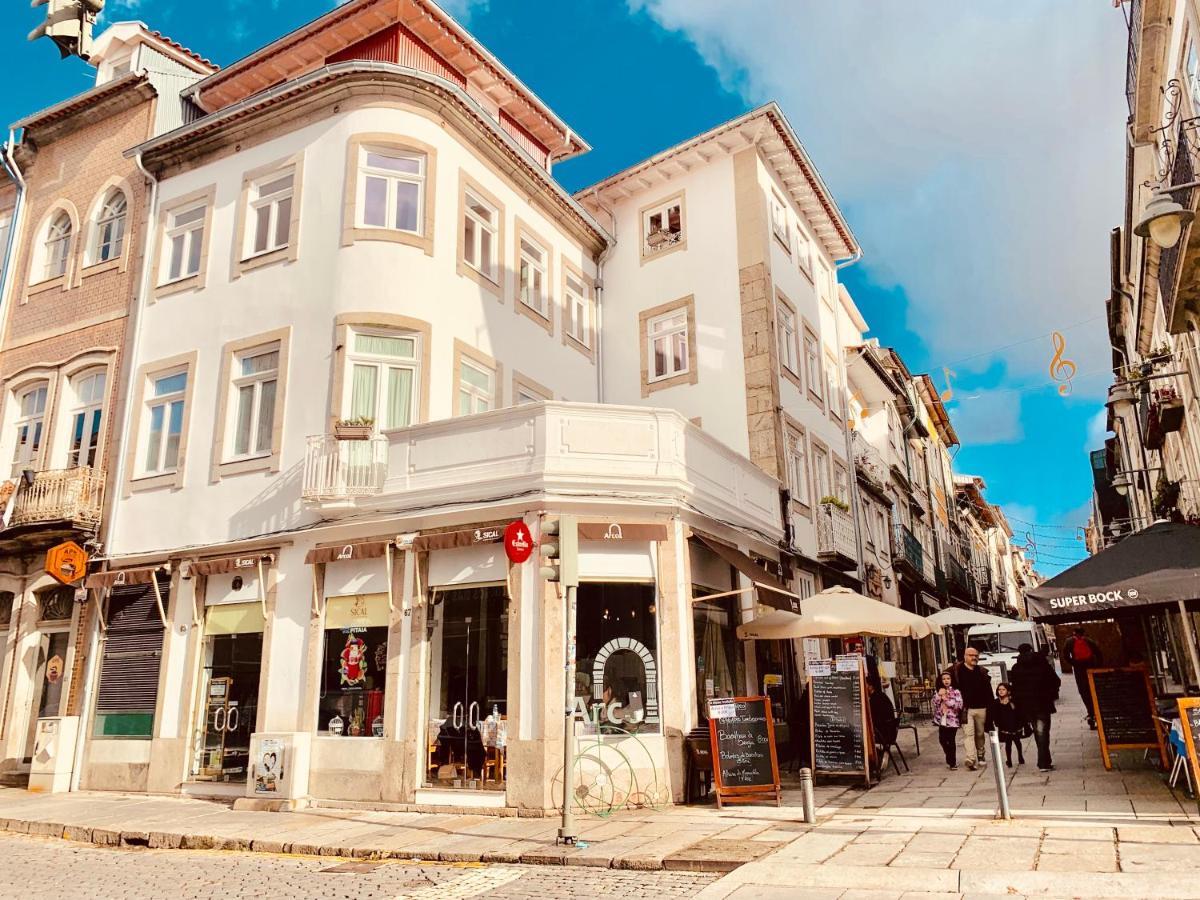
950,647,994,770
1065,629,1103,728
1009,643,1061,771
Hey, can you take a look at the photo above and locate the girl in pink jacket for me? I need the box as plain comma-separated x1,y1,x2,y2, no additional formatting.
933,670,964,770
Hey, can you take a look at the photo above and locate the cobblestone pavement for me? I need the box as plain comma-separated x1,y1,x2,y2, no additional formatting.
0,832,717,899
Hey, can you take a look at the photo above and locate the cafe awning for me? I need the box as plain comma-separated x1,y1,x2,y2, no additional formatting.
692,535,801,614
737,586,941,640
1026,521,1200,623
927,607,1015,627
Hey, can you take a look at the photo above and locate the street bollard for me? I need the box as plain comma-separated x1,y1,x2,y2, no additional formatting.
799,767,816,824
988,729,1012,820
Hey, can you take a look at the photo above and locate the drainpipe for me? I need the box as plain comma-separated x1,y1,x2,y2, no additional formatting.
833,250,867,586
69,150,160,793
0,130,28,333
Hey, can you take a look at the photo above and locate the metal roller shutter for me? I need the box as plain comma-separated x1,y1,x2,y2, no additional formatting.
96,577,167,714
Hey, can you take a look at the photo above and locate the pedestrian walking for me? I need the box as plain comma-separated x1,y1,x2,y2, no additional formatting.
949,646,993,770
985,682,1026,767
1009,642,1061,772
1065,628,1103,729
932,670,963,769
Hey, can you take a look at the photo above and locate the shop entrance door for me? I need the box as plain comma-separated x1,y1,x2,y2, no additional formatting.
426,586,508,791
191,632,262,782
22,631,69,763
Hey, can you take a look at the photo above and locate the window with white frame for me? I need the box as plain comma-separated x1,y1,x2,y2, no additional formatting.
862,498,877,547
887,403,902,457
648,310,689,381
518,236,548,317
246,171,294,258
359,149,424,233
817,257,835,307
777,303,799,374
785,425,810,508
826,356,843,418
876,506,890,561
642,197,683,256
804,330,822,401
144,370,187,475
43,213,72,281
229,346,279,459
92,190,127,265
162,203,206,283
345,329,419,430
812,444,831,501
770,193,789,248
796,225,812,276
11,382,48,476
833,461,850,505
457,358,494,415
564,272,591,348
68,369,105,469
515,383,547,405
462,190,498,280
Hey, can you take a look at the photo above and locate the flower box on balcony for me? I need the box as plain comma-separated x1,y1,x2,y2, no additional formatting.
334,418,374,441
1154,387,1185,433
1141,402,1165,450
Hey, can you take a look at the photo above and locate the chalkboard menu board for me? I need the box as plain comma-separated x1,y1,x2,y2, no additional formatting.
1088,667,1167,771
809,663,870,787
707,696,780,808
1177,698,1200,809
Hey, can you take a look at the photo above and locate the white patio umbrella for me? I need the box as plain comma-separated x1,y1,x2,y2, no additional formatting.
926,608,1015,627
736,586,942,641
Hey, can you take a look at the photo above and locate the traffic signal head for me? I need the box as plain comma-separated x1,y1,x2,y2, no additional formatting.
538,515,578,587
28,0,101,61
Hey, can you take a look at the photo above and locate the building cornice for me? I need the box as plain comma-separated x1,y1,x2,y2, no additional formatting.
12,73,156,156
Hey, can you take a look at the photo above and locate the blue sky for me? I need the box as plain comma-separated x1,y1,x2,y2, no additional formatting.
6,1,1127,573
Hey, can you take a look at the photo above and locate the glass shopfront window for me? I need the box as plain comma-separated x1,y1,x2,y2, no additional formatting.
319,594,389,737
574,582,660,734
693,598,744,717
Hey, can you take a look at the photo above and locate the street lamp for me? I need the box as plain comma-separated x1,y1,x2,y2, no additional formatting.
1134,187,1194,248
1106,381,1136,418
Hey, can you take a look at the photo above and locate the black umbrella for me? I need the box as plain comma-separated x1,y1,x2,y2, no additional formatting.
1026,521,1200,622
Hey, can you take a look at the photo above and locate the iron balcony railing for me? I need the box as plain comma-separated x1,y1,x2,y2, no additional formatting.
891,522,923,576
10,466,105,530
1126,0,1141,116
302,435,388,501
816,500,857,567
1159,122,1195,323
947,553,974,598
852,432,889,494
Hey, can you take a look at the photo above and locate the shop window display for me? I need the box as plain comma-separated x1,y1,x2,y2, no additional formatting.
575,583,660,734
693,596,744,718
319,624,388,736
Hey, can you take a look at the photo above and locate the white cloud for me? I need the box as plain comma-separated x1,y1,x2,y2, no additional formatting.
1085,407,1110,452
629,1,1125,393
944,389,1023,446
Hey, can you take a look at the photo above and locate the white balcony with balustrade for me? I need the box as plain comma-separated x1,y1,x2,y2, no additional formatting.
816,500,858,570
301,402,783,540
8,466,105,531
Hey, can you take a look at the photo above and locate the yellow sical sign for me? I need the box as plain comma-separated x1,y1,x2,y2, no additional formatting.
45,541,88,586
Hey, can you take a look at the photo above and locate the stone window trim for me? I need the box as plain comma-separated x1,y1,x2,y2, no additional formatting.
775,288,803,393
638,189,687,265
512,216,554,335
24,200,81,301
782,413,813,520
209,326,292,483
802,317,825,413
152,185,217,301
832,455,851,505
123,350,199,496
826,350,845,425
796,224,814,283
453,339,503,414
4,367,58,474
456,170,506,299
561,257,596,363
328,312,432,431
770,189,791,256
231,154,304,280
639,294,698,397
80,175,137,280
809,434,832,503
58,352,116,471
341,133,437,255
512,370,553,406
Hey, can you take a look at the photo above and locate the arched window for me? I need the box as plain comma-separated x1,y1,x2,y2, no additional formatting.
43,213,72,281
12,382,48,476
68,368,106,469
93,191,127,264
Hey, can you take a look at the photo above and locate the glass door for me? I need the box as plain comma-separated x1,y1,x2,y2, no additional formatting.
191,632,262,782
23,631,69,762
426,586,508,791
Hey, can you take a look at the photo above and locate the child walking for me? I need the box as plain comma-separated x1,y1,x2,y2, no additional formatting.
933,671,963,770
985,682,1026,767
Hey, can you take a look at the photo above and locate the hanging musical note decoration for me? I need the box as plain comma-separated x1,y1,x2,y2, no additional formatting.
1048,331,1077,396
940,367,956,402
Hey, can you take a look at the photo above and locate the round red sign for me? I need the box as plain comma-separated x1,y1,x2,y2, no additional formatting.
504,520,534,564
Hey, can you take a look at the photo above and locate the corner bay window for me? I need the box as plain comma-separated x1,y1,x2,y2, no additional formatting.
231,348,278,458
246,172,294,257
359,149,424,233
145,371,187,474
346,330,418,430
463,191,498,280
68,369,106,469
648,311,689,381
12,383,48,476
574,583,660,734
319,594,389,736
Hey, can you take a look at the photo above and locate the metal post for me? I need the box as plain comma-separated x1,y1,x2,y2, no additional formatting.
558,583,578,844
988,728,1012,820
799,767,816,824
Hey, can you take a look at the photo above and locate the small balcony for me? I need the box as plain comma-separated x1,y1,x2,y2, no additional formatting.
892,523,923,580
301,402,783,542
816,500,857,571
946,554,975,601
8,466,105,531
852,433,889,495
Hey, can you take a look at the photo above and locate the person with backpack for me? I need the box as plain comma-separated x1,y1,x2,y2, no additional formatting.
1009,643,1061,771
1065,628,1103,729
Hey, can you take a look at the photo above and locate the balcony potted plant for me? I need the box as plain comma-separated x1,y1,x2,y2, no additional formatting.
1154,385,1185,433
645,227,679,250
819,495,850,513
334,416,374,441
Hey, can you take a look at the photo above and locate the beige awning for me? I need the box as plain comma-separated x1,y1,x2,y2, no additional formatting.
304,540,392,564
578,523,669,542
85,565,168,589
692,535,801,614
737,586,941,640
189,553,274,576
410,526,505,552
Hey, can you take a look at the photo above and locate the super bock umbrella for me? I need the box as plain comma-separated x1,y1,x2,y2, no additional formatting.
736,585,942,640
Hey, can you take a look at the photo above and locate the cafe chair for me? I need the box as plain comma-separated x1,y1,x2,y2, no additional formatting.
878,737,909,775
1162,717,1193,795
684,726,714,803
895,715,920,757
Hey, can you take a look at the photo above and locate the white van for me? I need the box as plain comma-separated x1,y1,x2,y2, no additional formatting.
966,621,1048,682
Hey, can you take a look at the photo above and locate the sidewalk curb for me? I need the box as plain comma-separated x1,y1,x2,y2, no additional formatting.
0,818,758,873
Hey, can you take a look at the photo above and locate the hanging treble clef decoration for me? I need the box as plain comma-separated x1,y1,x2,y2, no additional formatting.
1048,331,1076,396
